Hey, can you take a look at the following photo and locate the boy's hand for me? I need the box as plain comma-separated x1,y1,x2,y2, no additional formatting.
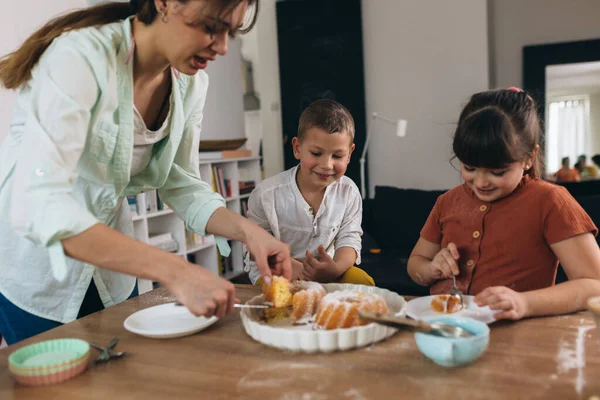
291,259,305,281
429,242,460,280
303,245,337,282
474,286,529,321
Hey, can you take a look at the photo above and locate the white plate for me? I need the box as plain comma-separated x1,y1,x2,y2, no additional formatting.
124,303,219,339
240,283,407,353
406,295,499,324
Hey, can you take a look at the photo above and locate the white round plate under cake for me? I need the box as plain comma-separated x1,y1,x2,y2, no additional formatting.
240,283,408,353
124,303,219,339
406,295,500,324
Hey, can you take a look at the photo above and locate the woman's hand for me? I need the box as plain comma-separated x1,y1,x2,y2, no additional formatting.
474,286,529,320
165,263,238,319
245,225,292,285
203,208,292,284
429,243,460,280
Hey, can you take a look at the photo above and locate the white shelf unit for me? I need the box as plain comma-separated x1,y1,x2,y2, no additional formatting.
132,156,261,294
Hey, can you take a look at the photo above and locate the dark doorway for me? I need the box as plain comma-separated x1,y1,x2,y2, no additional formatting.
276,0,367,188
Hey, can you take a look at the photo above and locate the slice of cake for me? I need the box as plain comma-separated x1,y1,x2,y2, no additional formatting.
430,294,463,313
261,277,327,324
262,276,293,308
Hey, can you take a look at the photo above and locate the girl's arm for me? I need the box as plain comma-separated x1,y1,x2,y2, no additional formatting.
408,238,459,286
476,233,600,319
528,232,600,316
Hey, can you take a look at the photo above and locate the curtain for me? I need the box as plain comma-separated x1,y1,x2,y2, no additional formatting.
546,99,591,174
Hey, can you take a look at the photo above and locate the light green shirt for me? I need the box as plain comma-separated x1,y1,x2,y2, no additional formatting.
0,18,228,323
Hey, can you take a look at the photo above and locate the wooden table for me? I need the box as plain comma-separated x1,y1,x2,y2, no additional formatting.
1,285,599,399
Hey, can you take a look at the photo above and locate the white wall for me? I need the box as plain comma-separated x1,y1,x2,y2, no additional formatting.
588,92,600,157
242,0,284,179
1,0,87,145
201,37,245,141
490,0,600,89
362,0,489,192
2,1,247,146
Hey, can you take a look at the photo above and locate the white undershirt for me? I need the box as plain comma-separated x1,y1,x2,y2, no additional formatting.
131,103,171,176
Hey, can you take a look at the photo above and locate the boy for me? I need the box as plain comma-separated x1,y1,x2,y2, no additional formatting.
244,99,374,286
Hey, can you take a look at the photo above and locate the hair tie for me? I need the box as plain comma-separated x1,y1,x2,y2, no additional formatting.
507,86,523,92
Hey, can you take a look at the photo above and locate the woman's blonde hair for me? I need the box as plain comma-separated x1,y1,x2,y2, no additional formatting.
0,0,259,90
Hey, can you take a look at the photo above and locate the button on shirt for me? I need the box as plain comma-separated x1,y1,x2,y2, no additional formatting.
0,19,228,323
244,165,363,284
421,176,597,295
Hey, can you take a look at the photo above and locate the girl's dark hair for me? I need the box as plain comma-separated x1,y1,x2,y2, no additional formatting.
0,0,259,90
452,89,543,178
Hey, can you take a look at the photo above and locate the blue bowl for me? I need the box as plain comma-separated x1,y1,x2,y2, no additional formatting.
414,316,490,367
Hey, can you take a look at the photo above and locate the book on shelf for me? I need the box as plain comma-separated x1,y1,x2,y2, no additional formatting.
129,191,169,216
240,198,249,218
145,192,156,213
211,166,232,198
217,241,234,276
210,167,218,192
149,232,178,253
127,195,139,216
239,180,256,195
185,229,206,248
198,149,252,160
156,192,169,211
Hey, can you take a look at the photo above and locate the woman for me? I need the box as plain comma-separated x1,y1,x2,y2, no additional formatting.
554,156,580,183
0,0,291,344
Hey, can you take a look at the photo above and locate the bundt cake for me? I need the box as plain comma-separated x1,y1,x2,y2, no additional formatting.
260,306,292,322
290,281,327,324
261,277,326,324
430,294,463,314
314,290,389,330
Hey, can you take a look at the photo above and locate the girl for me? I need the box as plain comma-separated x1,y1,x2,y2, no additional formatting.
408,88,600,320
0,0,291,344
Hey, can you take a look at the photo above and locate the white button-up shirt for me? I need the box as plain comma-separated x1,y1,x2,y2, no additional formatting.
244,165,363,284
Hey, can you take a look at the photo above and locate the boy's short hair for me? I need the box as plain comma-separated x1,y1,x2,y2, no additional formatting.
297,99,355,141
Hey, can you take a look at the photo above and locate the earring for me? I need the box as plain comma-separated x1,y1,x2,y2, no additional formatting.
159,10,168,23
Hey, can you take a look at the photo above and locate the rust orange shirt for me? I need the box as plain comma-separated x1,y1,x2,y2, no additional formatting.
554,168,580,183
420,176,597,295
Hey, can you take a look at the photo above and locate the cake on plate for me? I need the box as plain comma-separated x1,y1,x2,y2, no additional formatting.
430,294,463,314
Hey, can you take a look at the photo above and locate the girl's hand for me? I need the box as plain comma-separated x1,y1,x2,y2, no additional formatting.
474,286,529,320
165,263,238,319
429,242,460,280
245,226,292,284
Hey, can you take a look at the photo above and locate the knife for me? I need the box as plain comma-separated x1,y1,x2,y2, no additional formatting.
174,301,270,309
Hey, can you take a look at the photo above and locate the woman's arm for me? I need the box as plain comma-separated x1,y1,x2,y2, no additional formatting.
62,223,236,318
475,233,600,320
157,80,291,284
206,207,292,283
